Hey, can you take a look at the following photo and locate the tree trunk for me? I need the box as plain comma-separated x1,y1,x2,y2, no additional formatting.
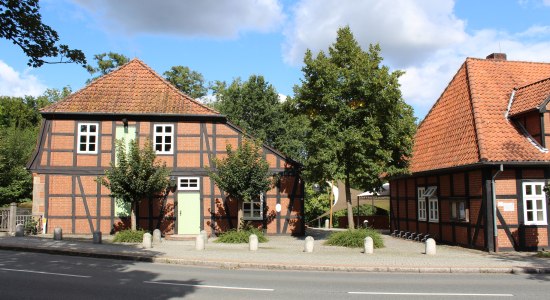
131,202,137,231
345,175,355,229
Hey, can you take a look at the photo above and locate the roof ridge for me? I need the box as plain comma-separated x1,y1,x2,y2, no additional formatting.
515,75,550,91
465,59,488,162
131,59,220,115
467,57,550,65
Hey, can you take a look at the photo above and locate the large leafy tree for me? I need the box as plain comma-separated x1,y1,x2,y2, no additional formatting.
85,52,129,83
99,139,171,230
209,140,271,227
212,75,284,148
0,0,86,67
294,27,416,228
163,65,207,99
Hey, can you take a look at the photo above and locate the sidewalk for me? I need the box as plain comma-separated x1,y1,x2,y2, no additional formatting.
0,229,548,274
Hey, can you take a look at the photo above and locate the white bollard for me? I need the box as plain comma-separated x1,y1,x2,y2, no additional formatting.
195,234,205,250
53,227,63,240
200,230,208,244
304,236,314,253
364,236,374,254
324,219,329,229
425,238,436,255
15,224,24,237
152,229,162,244
142,232,152,249
249,234,259,251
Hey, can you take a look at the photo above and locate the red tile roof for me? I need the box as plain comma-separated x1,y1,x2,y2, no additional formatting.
42,59,219,115
509,77,550,117
411,57,550,173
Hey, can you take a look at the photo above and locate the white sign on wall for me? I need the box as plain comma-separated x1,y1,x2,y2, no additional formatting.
497,201,515,212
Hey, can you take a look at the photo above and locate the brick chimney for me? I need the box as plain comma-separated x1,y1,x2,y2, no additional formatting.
486,53,507,60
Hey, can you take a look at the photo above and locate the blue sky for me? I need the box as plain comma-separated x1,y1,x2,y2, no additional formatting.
2,0,550,119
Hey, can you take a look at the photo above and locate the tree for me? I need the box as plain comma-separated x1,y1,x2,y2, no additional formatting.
0,0,86,67
85,52,129,83
208,140,271,227
212,75,283,147
98,139,171,230
294,27,416,229
163,65,207,99
303,183,330,224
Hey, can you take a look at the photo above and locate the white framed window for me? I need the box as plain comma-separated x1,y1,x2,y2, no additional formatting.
417,187,427,221
523,182,547,225
178,177,199,191
418,186,438,222
450,199,468,222
154,124,173,154
77,123,98,154
243,193,264,220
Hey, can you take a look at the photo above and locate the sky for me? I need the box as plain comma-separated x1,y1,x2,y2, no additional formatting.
3,0,550,119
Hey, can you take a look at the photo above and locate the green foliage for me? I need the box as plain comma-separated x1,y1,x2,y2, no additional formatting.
113,229,147,243
98,139,171,230
304,183,330,223
325,228,384,248
0,0,86,67
332,204,387,227
536,251,550,258
163,65,207,99
86,52,130,83
215,227,268,243
24,218,38,235
209,140,271,203
212,75,284,147
293,26,417,228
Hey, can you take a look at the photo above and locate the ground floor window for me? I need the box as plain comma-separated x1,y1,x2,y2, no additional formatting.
418,186,438,222
243,194,264,220
523,181,547,225
450,198,468,222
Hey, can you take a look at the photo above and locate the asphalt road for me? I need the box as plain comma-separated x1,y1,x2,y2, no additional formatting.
0,250,548,299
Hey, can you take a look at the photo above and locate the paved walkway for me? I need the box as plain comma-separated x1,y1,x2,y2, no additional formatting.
0,229,548,274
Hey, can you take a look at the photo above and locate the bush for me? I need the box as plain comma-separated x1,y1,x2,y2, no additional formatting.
113,229,147,243
325,228,384,248
24,218,38,235
536,251,550,258
215,228,268,244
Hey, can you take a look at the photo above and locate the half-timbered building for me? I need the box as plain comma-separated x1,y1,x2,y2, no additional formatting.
390,53,550,251
27,59,304,236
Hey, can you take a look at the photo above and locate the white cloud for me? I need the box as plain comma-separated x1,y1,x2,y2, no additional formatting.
0,60,47,97
543,0,550,6
72,0,285,38
283,0,466,66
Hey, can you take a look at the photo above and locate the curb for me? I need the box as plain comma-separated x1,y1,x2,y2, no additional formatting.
2,244,549,274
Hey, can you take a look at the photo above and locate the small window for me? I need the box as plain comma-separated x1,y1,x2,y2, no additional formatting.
450,199,468,222
523,182,547,225
178,177,199,191
77,123,98,154
417,187,427,221
154,124,174,154
418,186,438,223
243,194,264,221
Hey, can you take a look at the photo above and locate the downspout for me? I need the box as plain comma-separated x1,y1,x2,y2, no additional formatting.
491,164,504,252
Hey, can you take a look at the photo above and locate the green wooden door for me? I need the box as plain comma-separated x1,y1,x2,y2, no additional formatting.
114,126,136,217
177,193,201,234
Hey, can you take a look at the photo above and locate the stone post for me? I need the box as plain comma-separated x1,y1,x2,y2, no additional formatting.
142,232,152,249
93,231,102,244
9,202,17,233
152,229,162,244
200,230,208,244
53,227,63,240
364,236,373,254
195,234,205,250
304,236,314,253
15,224,24,237
249,234,258,251
324,219,329,229
425,238,436,255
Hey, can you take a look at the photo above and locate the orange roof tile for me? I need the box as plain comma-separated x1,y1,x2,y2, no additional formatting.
509,77,550,117
42,59,219,116
410,57,550,173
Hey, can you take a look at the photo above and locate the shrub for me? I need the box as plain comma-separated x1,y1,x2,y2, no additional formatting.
24,218,38,235
215,228,268,244
536,251,550,258
325,228,384,248
113,229,147,243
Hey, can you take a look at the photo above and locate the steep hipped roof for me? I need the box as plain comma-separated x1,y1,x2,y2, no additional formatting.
509,77,550,117
411,56,550,173
42,58,218,115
